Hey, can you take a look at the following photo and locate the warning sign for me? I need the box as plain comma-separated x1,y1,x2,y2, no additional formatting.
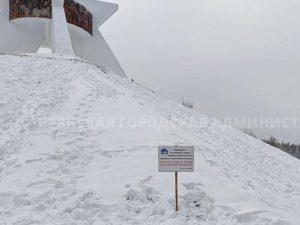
158,146,194,172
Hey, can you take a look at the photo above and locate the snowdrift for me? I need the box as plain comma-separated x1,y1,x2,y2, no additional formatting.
0,54,299,225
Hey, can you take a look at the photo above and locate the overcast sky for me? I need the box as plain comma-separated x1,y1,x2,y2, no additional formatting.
100,0,300,143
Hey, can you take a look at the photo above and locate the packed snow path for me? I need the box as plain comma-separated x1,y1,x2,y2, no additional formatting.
0,54,299,225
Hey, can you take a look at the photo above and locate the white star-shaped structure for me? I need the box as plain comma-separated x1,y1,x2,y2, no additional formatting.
0,0,126,77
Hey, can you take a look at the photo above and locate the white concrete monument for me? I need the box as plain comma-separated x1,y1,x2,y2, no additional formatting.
0,0,126,77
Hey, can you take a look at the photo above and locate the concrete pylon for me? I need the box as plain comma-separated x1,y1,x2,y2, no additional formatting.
50,0,74,56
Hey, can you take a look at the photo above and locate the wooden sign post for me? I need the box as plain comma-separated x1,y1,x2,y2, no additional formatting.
158,146,194,212
175,171,179,211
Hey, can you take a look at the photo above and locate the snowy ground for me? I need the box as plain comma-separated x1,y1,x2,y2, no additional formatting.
0,54,299,225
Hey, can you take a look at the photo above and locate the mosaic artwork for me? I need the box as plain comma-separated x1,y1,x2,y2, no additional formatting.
9,0,52,20
64,0,93,35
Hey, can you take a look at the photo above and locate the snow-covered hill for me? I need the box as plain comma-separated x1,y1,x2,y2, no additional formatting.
0,54,299,225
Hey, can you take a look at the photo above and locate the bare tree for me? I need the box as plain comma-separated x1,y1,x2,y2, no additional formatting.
241,129,300,159
242,129,257,138
182,99,194,109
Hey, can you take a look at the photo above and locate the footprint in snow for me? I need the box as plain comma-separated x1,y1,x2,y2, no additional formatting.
182,182,203,191
65,141,74,146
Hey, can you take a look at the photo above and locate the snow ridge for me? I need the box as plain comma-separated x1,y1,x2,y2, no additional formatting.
0,54,299,225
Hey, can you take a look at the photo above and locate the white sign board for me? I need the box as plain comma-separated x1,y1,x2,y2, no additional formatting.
158,146,194,172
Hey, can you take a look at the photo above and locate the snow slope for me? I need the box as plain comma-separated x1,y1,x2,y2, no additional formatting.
0,54,299,225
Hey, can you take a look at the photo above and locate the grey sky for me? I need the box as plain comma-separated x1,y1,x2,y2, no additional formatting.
101,0,300,143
